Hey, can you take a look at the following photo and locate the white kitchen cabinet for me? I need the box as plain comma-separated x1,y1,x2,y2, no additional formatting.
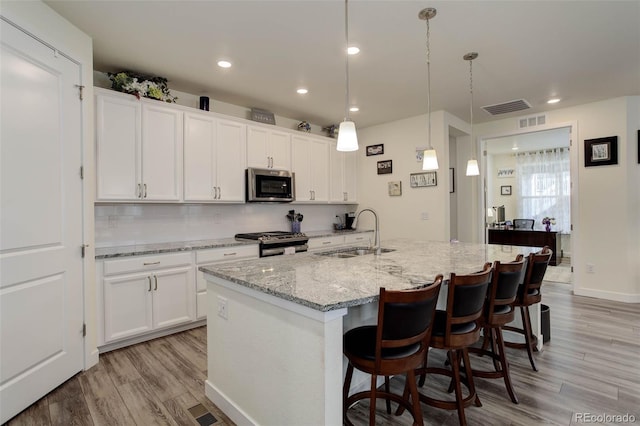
100,252,195,344
247,124,291,170
292,134,330,202
95,89,183,201
195,244,259,319
330,146,358,203
184,112,246,202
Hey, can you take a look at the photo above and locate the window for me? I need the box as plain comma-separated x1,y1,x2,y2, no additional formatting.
516,149,570,233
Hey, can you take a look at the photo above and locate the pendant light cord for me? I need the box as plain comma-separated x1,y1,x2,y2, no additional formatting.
425,17,432,149
344,0,350,121
469,58,474,156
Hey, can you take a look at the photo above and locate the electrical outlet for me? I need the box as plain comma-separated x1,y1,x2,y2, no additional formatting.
217,296,228,319
586,264,595,274
421,212,429,220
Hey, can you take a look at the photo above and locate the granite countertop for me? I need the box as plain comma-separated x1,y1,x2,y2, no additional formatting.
95,229,373,259
200,239,540,312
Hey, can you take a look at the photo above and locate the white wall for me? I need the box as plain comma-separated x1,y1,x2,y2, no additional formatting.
356,111,472,243
488,154,518,220
476,96,640,302
1,0,98,366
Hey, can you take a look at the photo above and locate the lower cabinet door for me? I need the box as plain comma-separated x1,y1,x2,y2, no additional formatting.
103,272,154,342
152,266,195,329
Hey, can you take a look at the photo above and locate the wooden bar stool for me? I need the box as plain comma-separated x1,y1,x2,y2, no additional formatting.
404,263,492,426
343,276,443,426
468,255,526,403
504,246,552,371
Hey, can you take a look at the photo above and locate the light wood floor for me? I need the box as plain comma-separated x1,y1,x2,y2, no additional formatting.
6,280,640,426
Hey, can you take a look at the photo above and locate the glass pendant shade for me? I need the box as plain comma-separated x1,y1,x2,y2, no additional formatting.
422,148,439,170
466,159,479,176
337,120,359,151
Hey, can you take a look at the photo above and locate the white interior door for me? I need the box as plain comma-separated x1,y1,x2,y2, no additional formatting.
0,20,84,423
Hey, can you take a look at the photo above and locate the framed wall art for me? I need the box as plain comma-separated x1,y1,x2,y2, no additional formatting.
377,160,392,174
500,185,512,196
410,171,437,188
584,136,618,167
388,181,402,196
366,144,384,156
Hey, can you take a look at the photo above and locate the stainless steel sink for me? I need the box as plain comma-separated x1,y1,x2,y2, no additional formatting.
314,247,395,258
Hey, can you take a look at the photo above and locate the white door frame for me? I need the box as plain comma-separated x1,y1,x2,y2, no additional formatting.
476,121,578,290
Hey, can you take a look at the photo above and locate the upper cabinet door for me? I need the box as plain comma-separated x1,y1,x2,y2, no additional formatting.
96,93,141,200
141,103,183,201
247,125,291,170
215,118,247,202
184,112,216,201
292,135,329,203
329,144,358,203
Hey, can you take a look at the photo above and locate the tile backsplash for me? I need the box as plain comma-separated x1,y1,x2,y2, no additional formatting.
95,203,355,247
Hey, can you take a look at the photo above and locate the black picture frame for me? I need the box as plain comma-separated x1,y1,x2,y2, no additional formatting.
377,160,392,174
366,144,384,156
584,136,618,167
500,185,512,196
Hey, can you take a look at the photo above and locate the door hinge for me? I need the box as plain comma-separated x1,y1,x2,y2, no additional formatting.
82,323,87,337
75,84,85,101
81,244,88,258
570,266,574,273
80,166,84,179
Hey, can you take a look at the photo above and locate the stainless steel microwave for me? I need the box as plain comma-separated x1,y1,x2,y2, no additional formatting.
246,168,295,202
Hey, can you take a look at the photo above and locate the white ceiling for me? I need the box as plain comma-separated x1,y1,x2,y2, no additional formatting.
45,0,640,129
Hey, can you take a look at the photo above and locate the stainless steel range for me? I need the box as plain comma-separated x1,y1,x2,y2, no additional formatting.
235,231,309,257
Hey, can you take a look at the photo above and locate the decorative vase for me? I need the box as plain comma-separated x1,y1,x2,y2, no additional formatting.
545,223,551,232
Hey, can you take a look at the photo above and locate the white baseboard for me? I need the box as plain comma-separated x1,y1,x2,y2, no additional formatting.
205,380,258,426
573,287,640,303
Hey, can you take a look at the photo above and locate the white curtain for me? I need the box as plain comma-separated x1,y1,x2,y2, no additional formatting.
515,148,570,233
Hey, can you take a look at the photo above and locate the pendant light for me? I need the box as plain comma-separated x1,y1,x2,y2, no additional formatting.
419,8,438,170
464,52,480,176
337,0,358,152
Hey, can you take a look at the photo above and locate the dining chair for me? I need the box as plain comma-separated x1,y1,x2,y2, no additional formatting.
503,246,552,371
343,276,443,426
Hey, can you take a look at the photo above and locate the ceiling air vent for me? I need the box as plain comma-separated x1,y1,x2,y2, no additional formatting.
482,99,531,116
518,114,547,129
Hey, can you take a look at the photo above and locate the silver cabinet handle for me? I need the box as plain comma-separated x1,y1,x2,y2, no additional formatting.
143,183,147,198
223,252,237,256
322,241,331,245
154,275,158,291
213,187,216,198
137,183,142,198
312,190,316,200
147,276,152,291
344,192,348,201
217,187,221,199
143,261,160,266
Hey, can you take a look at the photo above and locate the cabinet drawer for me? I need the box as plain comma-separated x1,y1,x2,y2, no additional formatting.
308,236,345,251
344,232,373,246
196,244,258,264
103,252,193,276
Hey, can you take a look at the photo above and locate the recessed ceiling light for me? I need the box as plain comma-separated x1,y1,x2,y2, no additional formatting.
296,88,308,95
347,46,360,55
217,60,232,68
547,98,561,104
512,146,519,151
349,106,359,112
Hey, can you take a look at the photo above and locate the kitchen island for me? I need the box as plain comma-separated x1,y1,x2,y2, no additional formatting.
201,239,542,425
